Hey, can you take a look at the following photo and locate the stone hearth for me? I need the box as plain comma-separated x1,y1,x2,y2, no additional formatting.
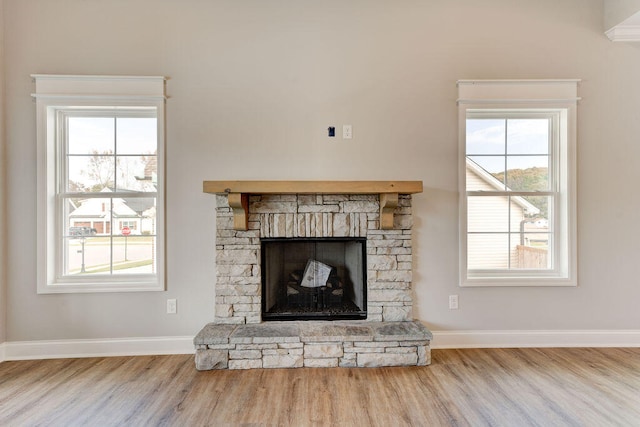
195,320,432,370
196,181,431,369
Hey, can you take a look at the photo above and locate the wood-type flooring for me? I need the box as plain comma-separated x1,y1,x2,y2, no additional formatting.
1,347,639,426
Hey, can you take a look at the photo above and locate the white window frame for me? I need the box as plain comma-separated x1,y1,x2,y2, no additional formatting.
458,79,579,287
33,75,166,293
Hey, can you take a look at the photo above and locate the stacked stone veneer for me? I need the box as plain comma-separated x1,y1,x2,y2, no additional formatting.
214,193,414,324
197,192,431,370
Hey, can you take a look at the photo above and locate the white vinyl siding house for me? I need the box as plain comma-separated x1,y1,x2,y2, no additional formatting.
466,159,540,270
68,195,142,235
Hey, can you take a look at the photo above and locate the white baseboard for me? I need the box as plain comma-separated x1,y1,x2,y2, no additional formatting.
2,331,639,361
2,336,195,361
431,330,640,349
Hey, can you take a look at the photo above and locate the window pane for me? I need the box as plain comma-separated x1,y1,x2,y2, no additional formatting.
468,233,509,269
506,119,549,155
116,117,157,155
466,119,505,154
115,155,157,192
112,198,141,235
68,117,114,154
512,234,551,269
112,236,156,275
468,196,510,232
505,156,549,191
68,198,112,237
520,195,550,221
64,196,158,276
68,155,115,192
65,236,112,275
467,156,506,190
139,197,157,235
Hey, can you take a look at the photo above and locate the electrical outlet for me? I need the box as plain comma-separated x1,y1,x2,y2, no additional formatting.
343,124,352,139
167,298,177,314
449,295,459,310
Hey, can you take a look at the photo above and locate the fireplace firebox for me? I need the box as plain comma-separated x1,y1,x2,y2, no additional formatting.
261,238,367,321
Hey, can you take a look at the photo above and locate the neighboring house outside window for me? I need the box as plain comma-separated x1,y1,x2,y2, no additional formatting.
466,157,542,270
33,75,166,293
458,80,579,287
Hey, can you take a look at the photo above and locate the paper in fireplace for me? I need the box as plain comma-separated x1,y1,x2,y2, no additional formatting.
301,260,333,288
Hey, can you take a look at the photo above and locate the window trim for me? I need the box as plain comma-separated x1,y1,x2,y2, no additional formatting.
33,75,166,293
457,80,579,287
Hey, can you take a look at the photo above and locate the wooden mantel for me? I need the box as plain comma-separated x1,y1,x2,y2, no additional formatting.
203,180,423,230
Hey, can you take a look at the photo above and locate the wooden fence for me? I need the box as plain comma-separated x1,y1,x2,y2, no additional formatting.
516,245,548,269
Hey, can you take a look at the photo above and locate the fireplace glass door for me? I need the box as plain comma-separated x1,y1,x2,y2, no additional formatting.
261,238,367,321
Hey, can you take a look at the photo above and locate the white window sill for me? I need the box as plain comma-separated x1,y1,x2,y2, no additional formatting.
38,277,164,294
461,276,577,287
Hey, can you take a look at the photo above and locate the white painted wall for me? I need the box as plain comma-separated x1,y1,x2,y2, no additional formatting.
3,0,640,343
0,0,7,346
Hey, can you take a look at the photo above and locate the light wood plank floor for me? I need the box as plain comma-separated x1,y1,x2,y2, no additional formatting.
0,348,639,426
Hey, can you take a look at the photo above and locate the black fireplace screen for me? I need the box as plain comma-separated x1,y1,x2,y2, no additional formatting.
261,238,367,321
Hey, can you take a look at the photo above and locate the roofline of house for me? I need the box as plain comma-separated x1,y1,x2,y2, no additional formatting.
465,158,541,215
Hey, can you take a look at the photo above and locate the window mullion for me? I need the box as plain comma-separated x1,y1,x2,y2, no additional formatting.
111,117,116,276
467,191,555,197
113,117,118,193
109,198,114,275
503,119,508,191
507,195,512,269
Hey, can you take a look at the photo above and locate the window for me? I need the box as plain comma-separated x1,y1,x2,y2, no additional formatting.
458,80,578,286
33,75,166,293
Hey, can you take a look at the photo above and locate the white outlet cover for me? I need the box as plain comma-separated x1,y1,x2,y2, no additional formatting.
449,295,459,310
167,299,177,314
343,125,352,139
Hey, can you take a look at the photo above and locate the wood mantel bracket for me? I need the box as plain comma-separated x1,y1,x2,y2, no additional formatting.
227,193,249,231
203,181,423,231
379,193,399,230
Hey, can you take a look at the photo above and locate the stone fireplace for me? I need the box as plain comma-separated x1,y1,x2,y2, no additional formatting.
194,181,432,370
